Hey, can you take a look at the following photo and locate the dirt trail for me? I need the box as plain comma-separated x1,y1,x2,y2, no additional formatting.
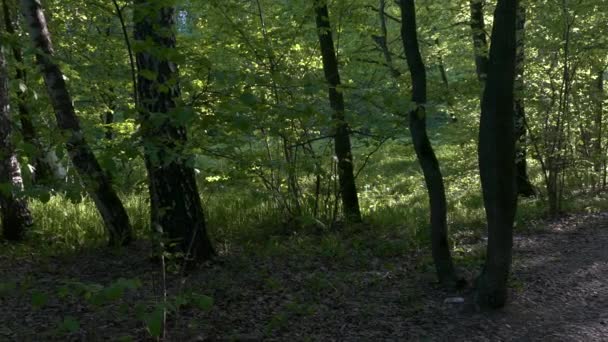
1,212,608,341
439,212,608,341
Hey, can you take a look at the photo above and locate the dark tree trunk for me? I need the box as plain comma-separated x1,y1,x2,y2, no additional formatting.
469,0,489,82
594,69,605,185
101,86,116,141
2,0,56,184
514,3,535,197
373,0,401,79
20,0,132,246
0,46,32,241
399,0,461,288
314,0,362,223
103,109,114,140
475,0,518,309
134,0,214,262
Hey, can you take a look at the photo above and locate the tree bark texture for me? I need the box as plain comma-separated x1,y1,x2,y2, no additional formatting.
514,3,535,197
399,0,461,288
2,0,56,184
314,0,362,223
134,0,214,262
0,45,32,241
20,0,132,246
475,0,518,309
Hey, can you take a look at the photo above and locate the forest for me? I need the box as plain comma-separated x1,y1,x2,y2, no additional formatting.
0,0,607,340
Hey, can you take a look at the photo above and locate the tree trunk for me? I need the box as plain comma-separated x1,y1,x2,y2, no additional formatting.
594,69,605,185
475,0,518,309
2,0,58,185
471,0,532,198
469,0,489,83
20,0,132,246
514,3,535,197
314,0,362,223
134,0,214,262
0,45,32,241
399,0,461,288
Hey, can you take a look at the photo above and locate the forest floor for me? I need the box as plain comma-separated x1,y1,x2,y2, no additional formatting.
2,212,608,341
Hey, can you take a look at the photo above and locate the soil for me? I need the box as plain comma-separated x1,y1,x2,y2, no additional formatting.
1,212,608,341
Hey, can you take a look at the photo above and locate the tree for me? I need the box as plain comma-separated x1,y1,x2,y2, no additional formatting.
1,0,62,184
0,44,32,241
314,0,362,223
514,3,535,197
396,0,462,287
593,67,606,187
475,0,518,309
134,0,214,262
20,0,132,246
469,0,489,83
469,0,534,197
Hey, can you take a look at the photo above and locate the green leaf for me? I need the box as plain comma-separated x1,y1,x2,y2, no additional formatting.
38,191,51,204
60,316,80,333
31,291,48,309
0,183,11,197
239,92,258,106
143,306,164,338
189,294,214,311
139,69,157,81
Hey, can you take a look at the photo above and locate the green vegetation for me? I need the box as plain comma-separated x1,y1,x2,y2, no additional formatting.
1,0,607,339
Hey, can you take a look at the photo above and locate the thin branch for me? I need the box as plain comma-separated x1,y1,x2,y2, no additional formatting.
366,5,401,23
354,136,391,179
288,135,335,149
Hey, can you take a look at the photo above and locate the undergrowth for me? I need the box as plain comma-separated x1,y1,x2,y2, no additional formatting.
4,139,608,260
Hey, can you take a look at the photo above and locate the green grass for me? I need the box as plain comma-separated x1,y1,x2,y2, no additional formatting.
6,135,608,260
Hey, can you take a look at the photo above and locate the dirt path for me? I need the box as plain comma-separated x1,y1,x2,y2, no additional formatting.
1,212,608,341
442,212,608,342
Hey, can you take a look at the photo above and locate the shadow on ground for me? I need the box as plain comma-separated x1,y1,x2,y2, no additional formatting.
1,212,608,341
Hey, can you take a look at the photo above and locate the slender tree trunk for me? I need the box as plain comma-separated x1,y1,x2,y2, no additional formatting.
134,0,214,262
399,0,461,288
103,109,114,140
514,3,535,197
373,0,401,79
101,84,116,141
112,0,138,106
314,0,362,223
0,45,33,241
2,0,58,184
475,0,518,309
594,69,604,185
20,0,132,246
469,0,489,83
255,0,302,218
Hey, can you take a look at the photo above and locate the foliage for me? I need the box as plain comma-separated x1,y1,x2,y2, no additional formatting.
0,0,607,336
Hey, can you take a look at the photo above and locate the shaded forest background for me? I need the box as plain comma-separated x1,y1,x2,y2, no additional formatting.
0,0,608,339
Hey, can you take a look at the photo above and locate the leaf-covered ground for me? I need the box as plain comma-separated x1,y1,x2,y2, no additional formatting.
2,212,608,341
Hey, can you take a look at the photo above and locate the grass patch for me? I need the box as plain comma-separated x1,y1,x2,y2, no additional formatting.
3,137,607,261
